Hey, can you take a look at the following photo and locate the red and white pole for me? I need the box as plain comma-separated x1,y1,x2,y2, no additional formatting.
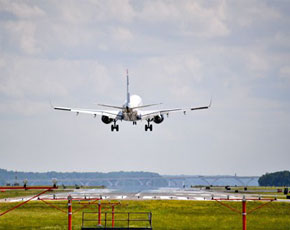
68,195,72,230
98,201,101,226
112,206,115,228
242,196,247,230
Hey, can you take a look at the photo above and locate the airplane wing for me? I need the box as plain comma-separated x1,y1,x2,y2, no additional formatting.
53,106,122,120
140,100,211,120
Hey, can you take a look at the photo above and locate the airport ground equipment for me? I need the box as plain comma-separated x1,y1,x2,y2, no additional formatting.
0,188,151,230
95,201,122,227
81,211,152,230
38,195,102,230
212,195,275,230
0,185,101,230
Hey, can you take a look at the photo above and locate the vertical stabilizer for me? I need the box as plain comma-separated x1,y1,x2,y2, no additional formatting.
126,69,130,104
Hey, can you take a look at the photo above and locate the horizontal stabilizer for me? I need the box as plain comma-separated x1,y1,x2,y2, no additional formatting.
97,104,124,109
54,107,71,111
132,103,162,109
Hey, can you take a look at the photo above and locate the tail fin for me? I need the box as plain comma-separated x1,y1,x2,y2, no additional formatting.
126,69,130,104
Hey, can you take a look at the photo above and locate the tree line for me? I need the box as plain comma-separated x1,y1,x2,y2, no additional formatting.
258,170,290,186
0,168,162,185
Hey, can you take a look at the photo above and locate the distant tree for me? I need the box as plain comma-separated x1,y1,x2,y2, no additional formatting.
258,171,290,186
0,177,5,186
0,168,163,186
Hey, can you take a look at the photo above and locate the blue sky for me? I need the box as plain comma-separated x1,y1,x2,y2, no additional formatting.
0,0,289,176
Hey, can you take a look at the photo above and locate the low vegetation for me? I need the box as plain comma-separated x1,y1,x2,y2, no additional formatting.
0,200,289,230
0,189,72,200
192,186,289,199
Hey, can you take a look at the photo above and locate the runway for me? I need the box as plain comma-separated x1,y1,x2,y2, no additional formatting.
2,187,289,202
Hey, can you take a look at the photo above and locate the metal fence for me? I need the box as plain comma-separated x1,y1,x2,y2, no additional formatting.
82,211,152,229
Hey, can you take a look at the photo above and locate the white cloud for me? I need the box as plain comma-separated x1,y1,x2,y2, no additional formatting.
0,58,6,68
247,52,269,77
274,32,290,49
225,1,281,27
0,0,137,55
280,66,290,78
54,0,135,24
4,21,40,54
1,1,46,19
0,56,112,114
111,27,133,41
0,0,290,175
138,0,229,38
144,55,202,80
0,99,48,116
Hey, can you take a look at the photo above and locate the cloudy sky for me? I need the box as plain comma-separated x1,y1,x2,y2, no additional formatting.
0,0,290,176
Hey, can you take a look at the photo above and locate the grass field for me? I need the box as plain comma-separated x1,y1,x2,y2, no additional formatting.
0,186,106,200
0,189,73,200
194,186,289,199
0,199,289,230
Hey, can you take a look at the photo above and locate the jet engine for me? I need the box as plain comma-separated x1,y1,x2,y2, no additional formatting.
153,115,164,124
101,115,113,124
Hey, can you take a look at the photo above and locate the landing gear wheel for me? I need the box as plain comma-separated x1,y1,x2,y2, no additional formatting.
145,119,153,132
111,123,119,132
145,124,153,131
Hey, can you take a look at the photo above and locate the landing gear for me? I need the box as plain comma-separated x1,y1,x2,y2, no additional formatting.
111,124,119,132
133,121,137,125
145,124,153,131
145,119,153,131
111,120,119,132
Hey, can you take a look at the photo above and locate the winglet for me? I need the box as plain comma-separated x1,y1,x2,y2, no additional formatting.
49,99,54,109
190,97,212,111
208,97,212,108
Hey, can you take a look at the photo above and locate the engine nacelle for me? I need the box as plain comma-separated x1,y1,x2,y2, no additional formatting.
101,115,113,124
153,115,164,124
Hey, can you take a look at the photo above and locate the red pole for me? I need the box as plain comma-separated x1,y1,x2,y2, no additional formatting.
68,195,72,230
242,196,247,230
0,189,52,217
98,201,101,226
112,206,115,228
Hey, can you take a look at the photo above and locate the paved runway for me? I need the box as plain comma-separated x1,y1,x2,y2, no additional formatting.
2,187,289,202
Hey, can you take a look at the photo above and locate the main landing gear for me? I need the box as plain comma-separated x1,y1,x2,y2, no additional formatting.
111,120,119,132
145,119,153,132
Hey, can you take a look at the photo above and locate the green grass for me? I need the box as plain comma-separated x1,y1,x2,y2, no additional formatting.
0,186,105,200
196,186,287,191
0,189,72,199
196,186,289,199
1,200,289,230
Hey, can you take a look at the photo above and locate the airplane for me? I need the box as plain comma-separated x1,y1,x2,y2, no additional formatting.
53,70,211,132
